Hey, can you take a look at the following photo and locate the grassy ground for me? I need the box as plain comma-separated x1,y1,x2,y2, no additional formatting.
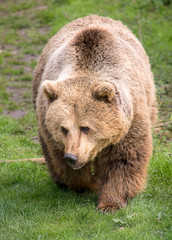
0,0,171,239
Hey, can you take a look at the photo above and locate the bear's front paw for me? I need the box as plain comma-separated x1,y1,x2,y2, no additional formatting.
97,200,126,213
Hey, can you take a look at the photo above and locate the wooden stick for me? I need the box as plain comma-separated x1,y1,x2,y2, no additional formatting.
154,121,172,128
0,158,46,164
62,11,73,21
133,0,142,43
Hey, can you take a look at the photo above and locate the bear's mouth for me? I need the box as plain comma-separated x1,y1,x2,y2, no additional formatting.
69,162,86,170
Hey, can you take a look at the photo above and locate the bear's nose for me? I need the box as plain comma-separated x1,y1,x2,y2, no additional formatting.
64,153,78,166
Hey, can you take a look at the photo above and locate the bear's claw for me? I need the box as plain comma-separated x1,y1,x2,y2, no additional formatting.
97,201,127,213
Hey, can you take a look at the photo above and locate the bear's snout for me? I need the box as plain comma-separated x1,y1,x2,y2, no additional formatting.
64,153,78,166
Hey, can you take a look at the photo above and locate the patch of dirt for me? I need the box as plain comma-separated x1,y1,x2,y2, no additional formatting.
37,26,50,34
18,29,28,37
4,86,31,119
0,44,20,56
12,5,48,16
1,2,50,120
1,44,14,50
6,87,26,103
24,66,33,74
0,10,8,17
6,110,27,119
34,5,48,11
21,53,38,63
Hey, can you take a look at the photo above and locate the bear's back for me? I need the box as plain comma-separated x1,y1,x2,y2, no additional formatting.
33,15,146,101
33,15,157,126
41,15,147,66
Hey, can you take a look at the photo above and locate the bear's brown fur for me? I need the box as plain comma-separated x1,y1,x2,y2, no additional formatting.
33,15,157,212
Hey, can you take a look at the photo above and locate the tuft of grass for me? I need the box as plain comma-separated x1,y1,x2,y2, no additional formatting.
0,0,171,239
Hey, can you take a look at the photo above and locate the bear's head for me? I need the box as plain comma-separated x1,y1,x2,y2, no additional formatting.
40,77,132,169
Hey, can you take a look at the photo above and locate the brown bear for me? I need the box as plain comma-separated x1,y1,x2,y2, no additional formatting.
33,15,157,212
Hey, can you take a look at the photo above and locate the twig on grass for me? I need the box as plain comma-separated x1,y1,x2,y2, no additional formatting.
154,121,172,128
133,0,143,43
62,11,73,21
138,224,153,238
0,158,45,164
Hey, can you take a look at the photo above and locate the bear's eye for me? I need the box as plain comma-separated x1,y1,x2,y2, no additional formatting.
80,126,90,134
61,126,68,136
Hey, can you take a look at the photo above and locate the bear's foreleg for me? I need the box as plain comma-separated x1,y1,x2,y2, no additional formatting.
97,129,152,213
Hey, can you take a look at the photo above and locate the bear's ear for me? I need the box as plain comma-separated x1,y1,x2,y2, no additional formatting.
41,80,59,102
92,82,115,102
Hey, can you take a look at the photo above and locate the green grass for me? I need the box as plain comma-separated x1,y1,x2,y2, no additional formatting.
0,0,171,239
0,146,171,239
